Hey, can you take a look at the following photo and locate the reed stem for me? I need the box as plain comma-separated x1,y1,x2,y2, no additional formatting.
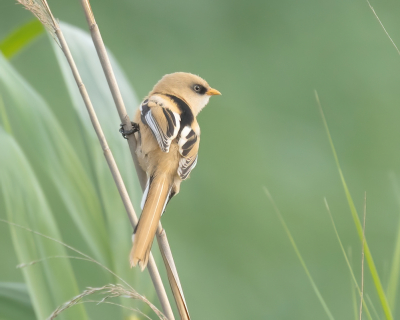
78,1,190,319
55,28,174,319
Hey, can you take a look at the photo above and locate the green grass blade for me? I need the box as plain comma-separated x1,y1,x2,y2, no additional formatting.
0,282,35,320
0,52,111,266
264,188,335,320
0,20,44,59
316,91,393,320
0,128,88,320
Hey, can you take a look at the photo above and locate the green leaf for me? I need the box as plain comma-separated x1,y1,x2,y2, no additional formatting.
0,52,111,267
0,128,88,320
0,282,35,320
0,20,44,59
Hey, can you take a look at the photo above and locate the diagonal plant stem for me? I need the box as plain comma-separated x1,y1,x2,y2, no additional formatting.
15,1,174,318
56,26,175,320
78,0,146,186
78,1,190,319
158,229,190,319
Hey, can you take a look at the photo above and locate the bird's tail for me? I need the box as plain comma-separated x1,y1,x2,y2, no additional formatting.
130,174,171,271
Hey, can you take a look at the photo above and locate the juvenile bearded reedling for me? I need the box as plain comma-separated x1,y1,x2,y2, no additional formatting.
122,72,221,271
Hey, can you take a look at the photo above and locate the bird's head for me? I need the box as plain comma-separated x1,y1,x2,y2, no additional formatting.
151,72,221,115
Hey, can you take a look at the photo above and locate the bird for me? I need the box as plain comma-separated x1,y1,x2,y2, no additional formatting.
121,72,221,271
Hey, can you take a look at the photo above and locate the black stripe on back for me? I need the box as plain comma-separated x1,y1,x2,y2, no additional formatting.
164,94,194,132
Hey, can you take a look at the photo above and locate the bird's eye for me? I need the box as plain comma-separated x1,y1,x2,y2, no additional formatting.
193,85,201,92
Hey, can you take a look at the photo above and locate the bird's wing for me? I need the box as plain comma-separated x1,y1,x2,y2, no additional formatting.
140,96,181,152
177,125,199,180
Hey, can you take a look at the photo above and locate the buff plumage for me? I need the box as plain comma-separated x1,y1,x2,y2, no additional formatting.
128,72,220,270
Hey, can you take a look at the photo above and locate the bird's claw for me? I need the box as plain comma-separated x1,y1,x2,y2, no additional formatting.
119,122,139,139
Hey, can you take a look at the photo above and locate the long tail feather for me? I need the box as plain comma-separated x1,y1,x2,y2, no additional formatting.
130,175,170,271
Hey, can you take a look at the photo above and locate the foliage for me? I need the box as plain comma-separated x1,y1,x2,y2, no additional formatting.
0,22,149,319
2,0,400,319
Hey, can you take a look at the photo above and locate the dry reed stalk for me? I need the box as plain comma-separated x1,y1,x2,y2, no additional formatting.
79,1,190,319
15,1,173,319
158,230,190,319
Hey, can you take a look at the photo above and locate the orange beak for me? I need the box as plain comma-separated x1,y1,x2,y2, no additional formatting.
206,88,221,96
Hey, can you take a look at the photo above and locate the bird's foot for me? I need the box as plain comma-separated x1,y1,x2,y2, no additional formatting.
119,122,139,139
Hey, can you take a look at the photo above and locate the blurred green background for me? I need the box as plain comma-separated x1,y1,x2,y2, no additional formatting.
1,0,400,319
